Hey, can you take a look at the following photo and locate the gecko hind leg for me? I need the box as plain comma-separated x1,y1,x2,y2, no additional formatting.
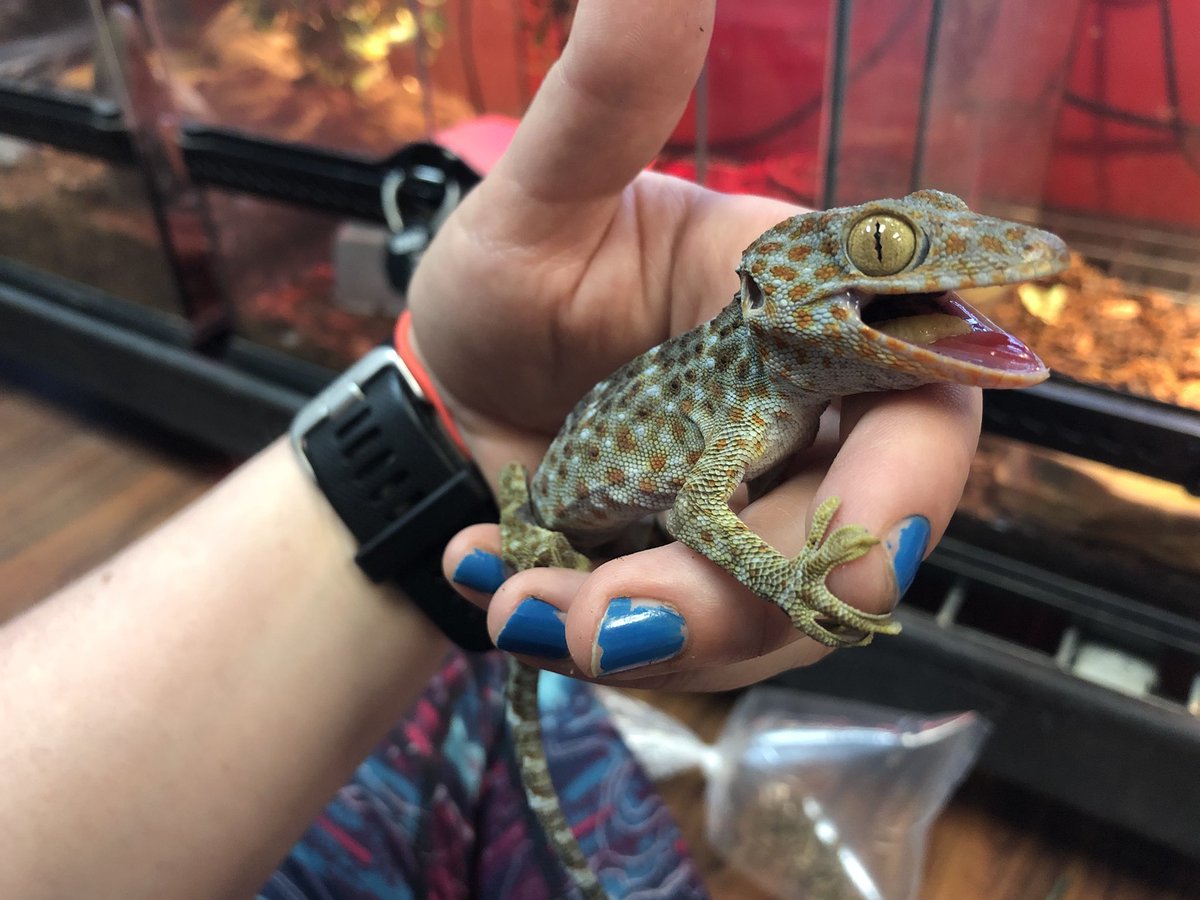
498,463,591,573
781,497,902,648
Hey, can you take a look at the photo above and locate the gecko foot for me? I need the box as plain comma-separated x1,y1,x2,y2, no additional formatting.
780,497,901,648
499,463,592,573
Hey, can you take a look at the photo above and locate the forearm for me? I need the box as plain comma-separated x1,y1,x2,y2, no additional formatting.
0,438,450,898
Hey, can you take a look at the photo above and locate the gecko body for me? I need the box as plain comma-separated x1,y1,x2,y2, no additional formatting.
499,190,1069,897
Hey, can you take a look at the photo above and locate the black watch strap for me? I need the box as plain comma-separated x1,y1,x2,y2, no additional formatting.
291,347,496,651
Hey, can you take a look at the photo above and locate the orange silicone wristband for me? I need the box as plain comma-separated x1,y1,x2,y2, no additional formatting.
394,309,472,458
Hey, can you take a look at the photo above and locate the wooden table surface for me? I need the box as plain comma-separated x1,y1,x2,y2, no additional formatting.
2,366,1196,899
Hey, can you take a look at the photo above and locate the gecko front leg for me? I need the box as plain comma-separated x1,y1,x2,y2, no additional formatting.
665,448,898,648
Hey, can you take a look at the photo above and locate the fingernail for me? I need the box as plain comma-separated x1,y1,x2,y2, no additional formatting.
496,598,569,659
885,516,931,598
452,549,507,594
593,598,686,675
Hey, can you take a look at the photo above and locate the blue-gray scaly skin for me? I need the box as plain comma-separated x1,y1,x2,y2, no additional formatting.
499,190,1070,898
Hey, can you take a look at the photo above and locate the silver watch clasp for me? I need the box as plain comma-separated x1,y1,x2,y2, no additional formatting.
289,345,426,481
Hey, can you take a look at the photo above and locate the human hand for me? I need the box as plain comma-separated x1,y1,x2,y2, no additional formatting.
408,0,981,689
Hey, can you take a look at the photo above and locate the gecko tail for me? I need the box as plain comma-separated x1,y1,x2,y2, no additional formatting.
506,658,608,899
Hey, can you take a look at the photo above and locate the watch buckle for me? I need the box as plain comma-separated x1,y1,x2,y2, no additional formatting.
290,345,426,480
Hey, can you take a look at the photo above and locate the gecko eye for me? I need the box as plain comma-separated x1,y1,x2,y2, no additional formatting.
846,213,917,276
740,273,766,313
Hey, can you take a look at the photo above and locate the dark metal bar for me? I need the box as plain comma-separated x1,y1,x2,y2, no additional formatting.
984,377,1200,494
179,128,480,224
909,0,944,190
820,0,853,207
0,81,134,162
0,262,327,456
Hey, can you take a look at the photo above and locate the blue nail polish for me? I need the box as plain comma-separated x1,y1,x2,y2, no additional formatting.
497,598,569,659
886,516,931,598
452,549,507,594
594,598,686,675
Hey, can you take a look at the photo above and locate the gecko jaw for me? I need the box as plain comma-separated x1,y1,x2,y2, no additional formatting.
852,289,1049,387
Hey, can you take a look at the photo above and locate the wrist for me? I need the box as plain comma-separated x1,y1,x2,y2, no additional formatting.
289,347,496,651
261,437,451,653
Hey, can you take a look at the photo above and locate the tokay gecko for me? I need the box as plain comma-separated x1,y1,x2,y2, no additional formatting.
497,190,1070,898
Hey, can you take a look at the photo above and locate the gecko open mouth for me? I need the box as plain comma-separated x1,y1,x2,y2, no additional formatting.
857,290,1045,374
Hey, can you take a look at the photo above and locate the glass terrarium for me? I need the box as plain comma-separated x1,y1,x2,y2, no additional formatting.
142,0,569,156
120,0,569,363
647,1,1196,731
0,135,181,316
0,0,185,320
0,0,101,97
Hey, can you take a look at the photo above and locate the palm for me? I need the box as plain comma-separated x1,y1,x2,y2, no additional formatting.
410,172,795,479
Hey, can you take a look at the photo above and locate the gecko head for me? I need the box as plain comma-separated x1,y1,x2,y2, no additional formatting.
736,189,1069,390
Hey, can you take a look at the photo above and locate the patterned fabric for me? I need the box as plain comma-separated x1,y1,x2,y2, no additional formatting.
260,652,706,899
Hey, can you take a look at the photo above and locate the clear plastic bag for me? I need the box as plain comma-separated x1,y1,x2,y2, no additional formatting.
598,686,990,900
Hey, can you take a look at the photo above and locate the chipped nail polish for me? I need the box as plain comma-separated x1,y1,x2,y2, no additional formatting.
885,515,931,598
593,597,686,675
452,548,507,594
496,598,569,659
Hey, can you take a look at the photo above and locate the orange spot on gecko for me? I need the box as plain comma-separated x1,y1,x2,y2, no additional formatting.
787,244,812,262
770,265,798,281
788,282,813,302
831,305,849,321
813,264,841,281
605,467,625,485
649,453,667,472
792,308,813,329
980,235,1006,254
945,234,967,254
617,427,636,452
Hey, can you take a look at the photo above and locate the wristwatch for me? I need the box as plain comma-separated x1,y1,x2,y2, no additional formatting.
290,345,496,651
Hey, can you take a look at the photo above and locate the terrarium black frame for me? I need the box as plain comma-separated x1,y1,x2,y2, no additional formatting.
1,0,1199,859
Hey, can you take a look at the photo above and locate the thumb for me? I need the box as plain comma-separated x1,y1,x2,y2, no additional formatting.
472,0,715,244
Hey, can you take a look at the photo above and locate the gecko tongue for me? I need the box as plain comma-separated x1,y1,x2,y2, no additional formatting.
866,293,1045,374
928,330,1044,372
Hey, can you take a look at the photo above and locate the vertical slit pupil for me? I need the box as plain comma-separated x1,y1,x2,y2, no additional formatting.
873,221,884,262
